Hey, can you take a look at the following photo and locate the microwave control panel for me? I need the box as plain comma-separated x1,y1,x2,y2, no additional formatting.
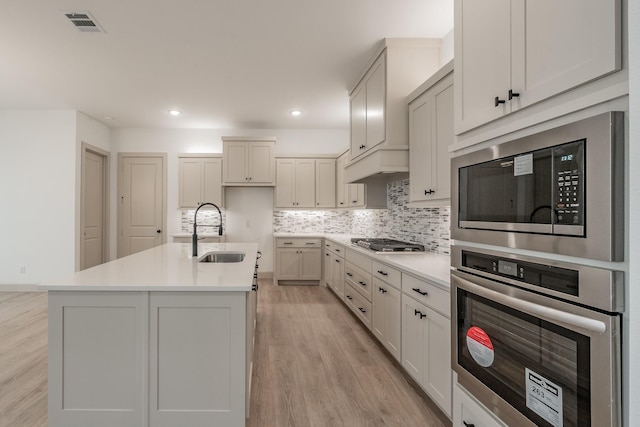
553,140,585,227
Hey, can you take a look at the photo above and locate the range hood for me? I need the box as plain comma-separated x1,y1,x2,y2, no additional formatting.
344,146,409,184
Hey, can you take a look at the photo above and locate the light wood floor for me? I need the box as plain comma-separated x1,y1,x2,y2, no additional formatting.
0,281,450,427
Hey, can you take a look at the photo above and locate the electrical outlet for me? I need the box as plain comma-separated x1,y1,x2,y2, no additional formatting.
19,265,26,275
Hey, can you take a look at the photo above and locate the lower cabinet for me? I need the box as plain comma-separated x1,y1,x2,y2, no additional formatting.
274,238,322,285
402,293,452,418
371,275,402,362
344,282,372,330
453,383,507,427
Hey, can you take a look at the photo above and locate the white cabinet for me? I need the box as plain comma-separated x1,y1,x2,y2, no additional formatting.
315,159,336,208
275,158,336,208
336,151,366,208
275,159,316,208
222,137,275,185
178,155,223,208
371,261,401,362
274,238,322,284
408,63,454,204
402,293,452,418
324,240,345,299
350,54,386,157
453,383,507,427
454,0,621,134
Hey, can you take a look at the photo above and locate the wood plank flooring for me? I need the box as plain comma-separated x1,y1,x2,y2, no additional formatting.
0,282,450,427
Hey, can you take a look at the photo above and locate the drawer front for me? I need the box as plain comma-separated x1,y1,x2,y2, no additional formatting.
345,262,372,301
402,274,450,318
346,249,372,273
324,240,346,258
344,283,372,330
277,238,322,248
372,261,401,289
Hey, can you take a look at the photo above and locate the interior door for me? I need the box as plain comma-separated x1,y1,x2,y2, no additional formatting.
81,146,109,270
118,153,166,258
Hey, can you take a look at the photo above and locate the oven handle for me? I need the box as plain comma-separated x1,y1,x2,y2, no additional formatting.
454,274,607,334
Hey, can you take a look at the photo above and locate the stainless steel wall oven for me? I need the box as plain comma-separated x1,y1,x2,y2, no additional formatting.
451,112,625,261
451,245,623,427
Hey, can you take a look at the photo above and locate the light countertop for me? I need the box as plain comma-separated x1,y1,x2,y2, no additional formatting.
275,233,451,289
39,242,258,292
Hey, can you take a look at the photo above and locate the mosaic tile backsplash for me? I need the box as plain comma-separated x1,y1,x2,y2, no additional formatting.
273,179,451,255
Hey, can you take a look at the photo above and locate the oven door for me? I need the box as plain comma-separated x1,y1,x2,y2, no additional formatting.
451,270,621,427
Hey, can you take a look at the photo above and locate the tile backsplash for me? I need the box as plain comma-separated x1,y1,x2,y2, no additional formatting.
273,179,450,255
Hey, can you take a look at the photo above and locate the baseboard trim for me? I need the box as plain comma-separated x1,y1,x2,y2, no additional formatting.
0,284,41,292
257,272,273,279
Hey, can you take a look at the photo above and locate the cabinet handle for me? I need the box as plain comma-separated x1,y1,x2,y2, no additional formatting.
326,253,330,257
346,295,353,300
335,249,340,253
379,287,387,294
494,96,506,107
508,89,520,100
463,422,475,427
335,259,340,263
340,202,344,205
358,281,367,287
412,287,428,296
414,309,426,319
283,242,293,245
305,242,316,245
425,189,434,195
358,307,367,314
352,200,358,204
377,270,388,276
347,272,353,277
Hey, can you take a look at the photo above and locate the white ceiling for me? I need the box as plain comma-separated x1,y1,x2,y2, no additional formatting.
0,0,453,130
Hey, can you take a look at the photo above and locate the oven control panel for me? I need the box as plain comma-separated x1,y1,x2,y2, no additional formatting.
553,140,584,227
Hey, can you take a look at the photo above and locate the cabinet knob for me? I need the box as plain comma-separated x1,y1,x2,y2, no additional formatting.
508,89,520,100
494,96,506,107
156,229,162,234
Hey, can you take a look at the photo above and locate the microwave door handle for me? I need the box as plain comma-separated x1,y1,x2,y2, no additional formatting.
454,275,607,334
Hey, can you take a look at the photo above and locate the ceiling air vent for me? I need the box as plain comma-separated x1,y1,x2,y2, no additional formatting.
64,12,104,33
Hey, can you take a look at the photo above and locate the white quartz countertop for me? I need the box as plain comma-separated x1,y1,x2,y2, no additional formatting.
39,243,258,292
275,233,451,289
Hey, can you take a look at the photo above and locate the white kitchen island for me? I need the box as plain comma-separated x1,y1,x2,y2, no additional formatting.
39,242,259,427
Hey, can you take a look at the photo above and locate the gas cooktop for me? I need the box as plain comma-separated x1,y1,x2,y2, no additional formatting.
350,238,425,252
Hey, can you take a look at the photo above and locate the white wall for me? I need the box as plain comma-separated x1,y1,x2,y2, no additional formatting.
0,110,78,286
627,0,639,424
109,127,349,271
440,28,454,65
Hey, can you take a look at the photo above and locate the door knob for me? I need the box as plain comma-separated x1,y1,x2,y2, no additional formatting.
156,230,162,233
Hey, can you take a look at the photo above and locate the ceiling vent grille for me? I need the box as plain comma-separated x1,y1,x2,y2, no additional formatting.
64,12,104,33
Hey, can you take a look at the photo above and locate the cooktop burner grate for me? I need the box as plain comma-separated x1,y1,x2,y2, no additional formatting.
350,238,425,252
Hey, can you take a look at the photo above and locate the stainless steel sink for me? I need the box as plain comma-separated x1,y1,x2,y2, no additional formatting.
198,251,245,263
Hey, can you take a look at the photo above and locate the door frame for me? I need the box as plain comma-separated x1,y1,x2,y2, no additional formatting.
80,142,110,270
117,152,168,258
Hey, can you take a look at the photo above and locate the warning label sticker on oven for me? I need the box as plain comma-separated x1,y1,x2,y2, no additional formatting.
514,153,534,176
466,326,494,367
525,368,563,427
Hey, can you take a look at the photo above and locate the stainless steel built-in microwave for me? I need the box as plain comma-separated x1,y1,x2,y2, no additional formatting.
451,112,625,262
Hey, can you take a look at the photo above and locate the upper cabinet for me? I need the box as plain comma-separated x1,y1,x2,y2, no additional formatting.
408,62,454,205
222,137,275,186
178,154,223,208
275,158,336,209
345,39,441,183
454,0,622,135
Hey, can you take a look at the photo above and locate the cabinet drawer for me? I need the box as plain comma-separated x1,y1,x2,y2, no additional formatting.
324,240,346,258
344,283,372,330
402,274,450,317
372,261,401,289
345,262,372,301
346,249,372,273
277,238,321,248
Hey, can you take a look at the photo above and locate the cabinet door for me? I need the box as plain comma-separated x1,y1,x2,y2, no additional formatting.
324,251,334,288
335,154,348,207
365,54,386,149
202,158,222,206
179,158,203,208
315,159,336,208
372,280,386,343
454,384,507,427
275,159,296,208
295,159,316,208
248,142,274,183
350,85,367,157
429,76,454,201
224,142,249,183
383,285,401,362
348,184,366,207
455,0,512,133
332,256,345,299
299,249,321,280
424,306,452,417
276,248,300,280
408,92,432,203
511,0,621,111
401,295,426,385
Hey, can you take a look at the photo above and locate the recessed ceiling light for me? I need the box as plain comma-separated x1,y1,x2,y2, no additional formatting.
290,110,302,117
169,110,181,116
103,116,114,121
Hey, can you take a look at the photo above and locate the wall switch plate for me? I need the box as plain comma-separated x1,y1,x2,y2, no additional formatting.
19,266,26,274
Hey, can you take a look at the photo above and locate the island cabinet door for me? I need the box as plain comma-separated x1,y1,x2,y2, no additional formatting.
47,291,148,427
149,292,247,427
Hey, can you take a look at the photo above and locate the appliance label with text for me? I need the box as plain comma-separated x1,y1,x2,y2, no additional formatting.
466,326,494,367
514,153,534,176
525,368,563,427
